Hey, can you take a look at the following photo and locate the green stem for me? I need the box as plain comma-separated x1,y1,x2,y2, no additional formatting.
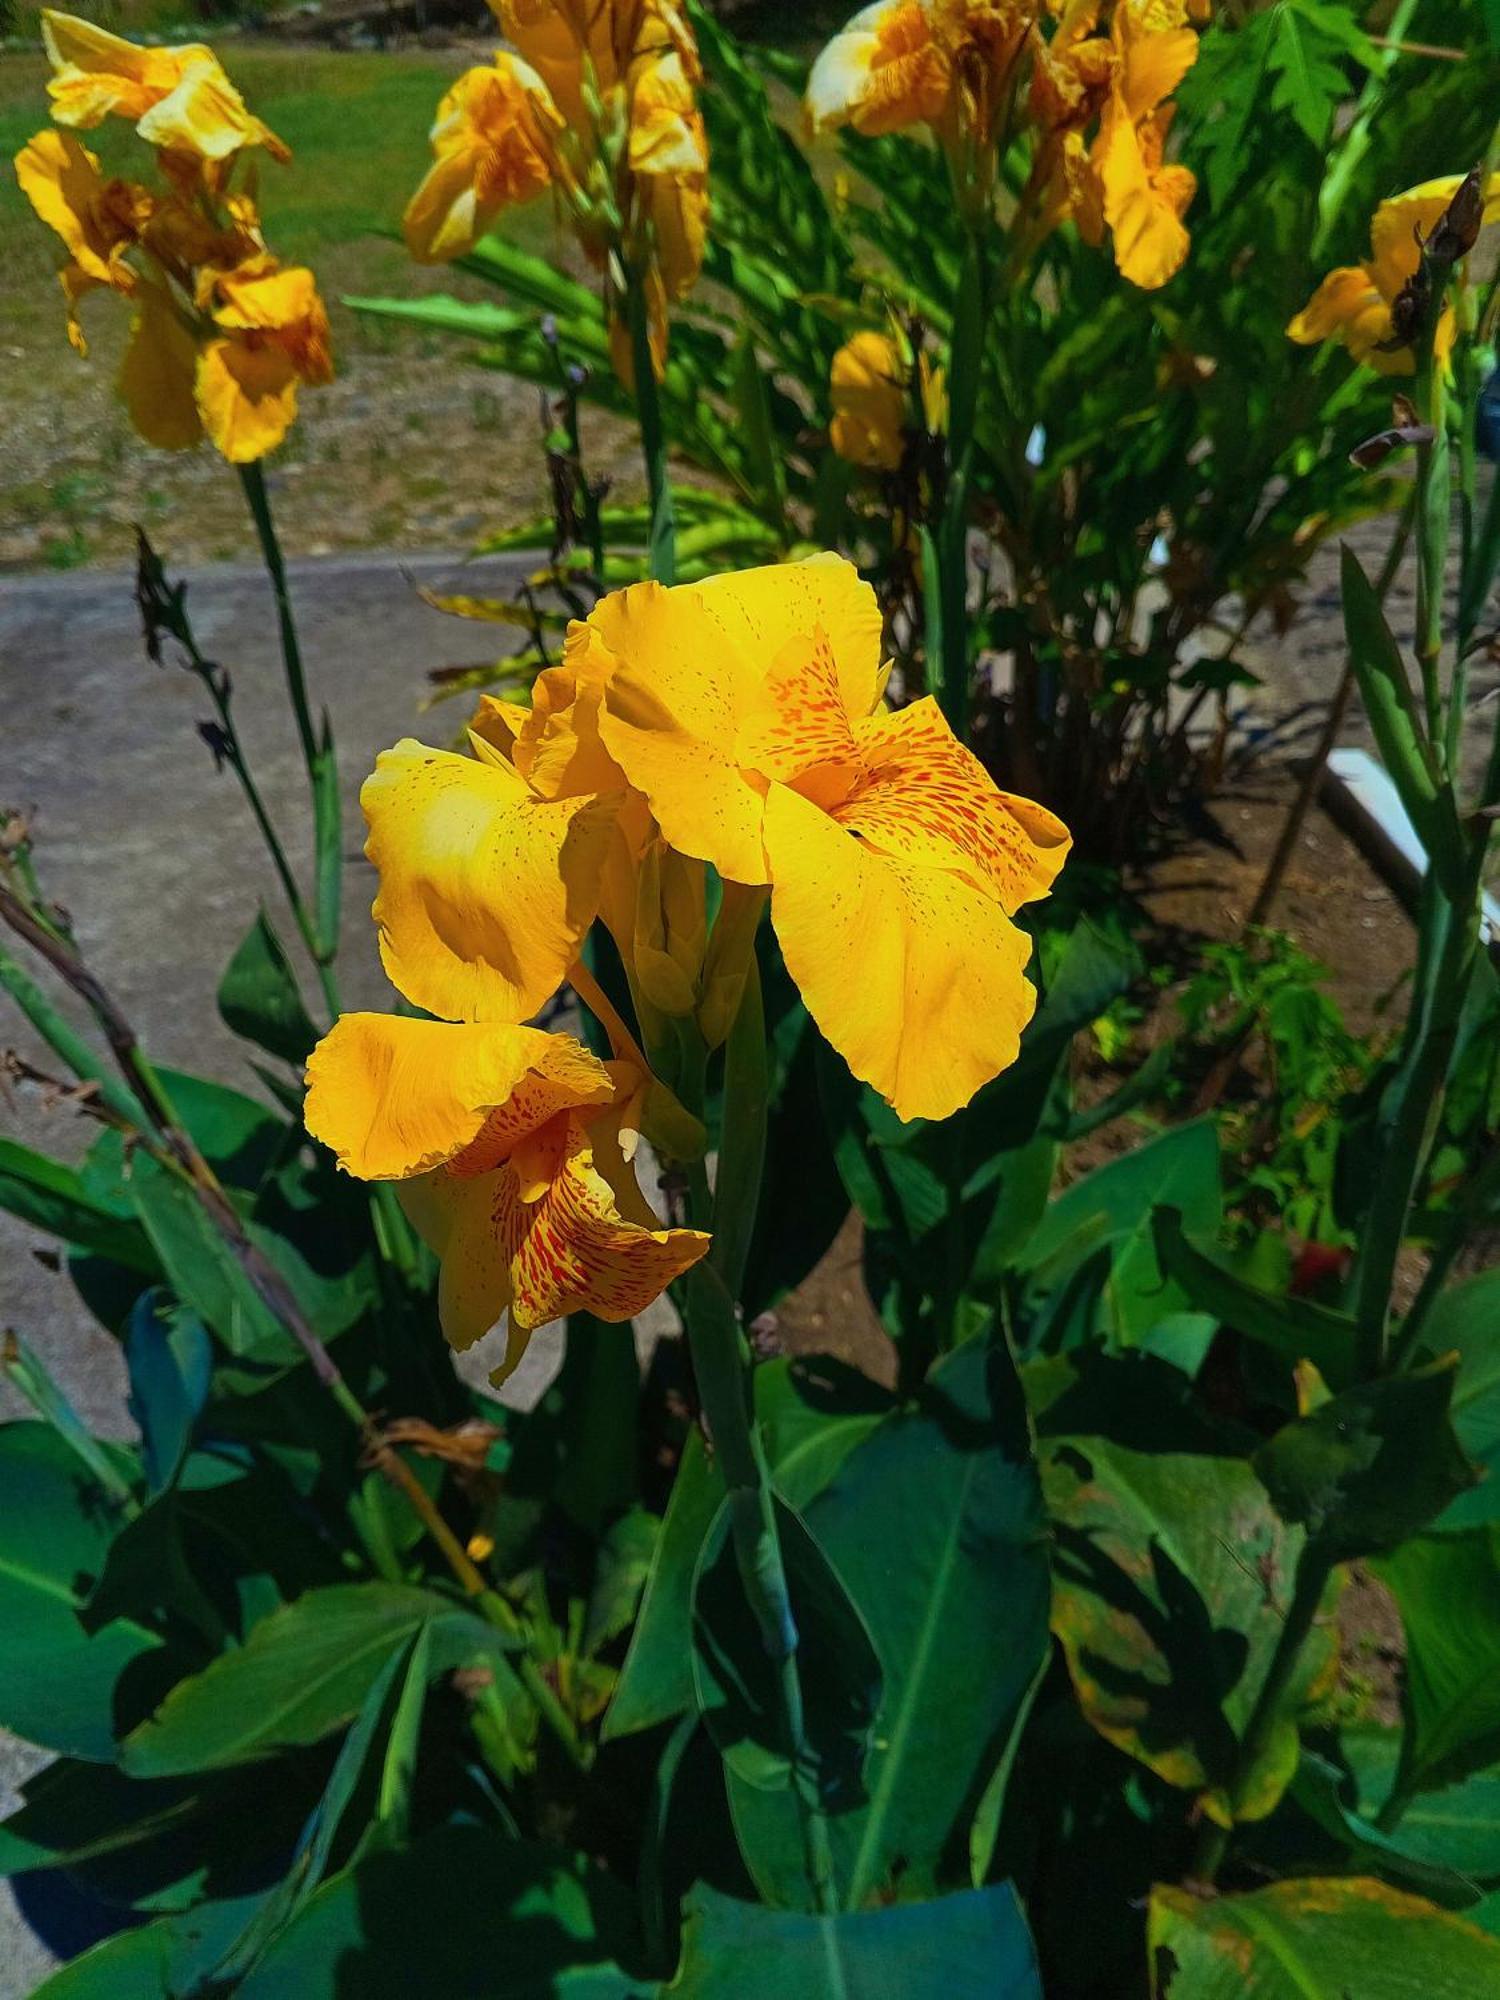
1188,1546,1334,1886
625,273,675,586
931,222,989,743
1391,1141,1500,1372
238,461,342,966
674,994,838,1916
708,955,768,1303
0,943,149,1131
2,1330,140,1516
1413,349,1449,753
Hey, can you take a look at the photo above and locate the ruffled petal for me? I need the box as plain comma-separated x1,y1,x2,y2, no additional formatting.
194,334,299,461
304,1012,611,1180
361,739,614,1022
843,696,1072,910
765,781,1038,1121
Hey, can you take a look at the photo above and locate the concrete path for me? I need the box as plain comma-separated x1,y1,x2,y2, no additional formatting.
0,549,568,1991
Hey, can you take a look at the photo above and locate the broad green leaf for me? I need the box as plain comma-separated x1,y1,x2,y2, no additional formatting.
1149,1875,1500,1996
1336,1726,1500,1884
122,1583,516,1777
123,1291,212,1495
0,1138,156,1271
585,1508,659,1659
1018,1120,1222,1346
236,1824,646,1998
0,1422,165,1761
1044,1439,1335,1823
603,1430,724,1741
218,909,319,1068
1153,1207,1358,1387
753,1355,893,1510
1289,1749,1484,1904
1375,1529,1500,1794
32,1894,268,2000
729,1336,1049,1907
1418,1265,1500,1529
669,1881,1041,1997
691,1491,881,1803
126,1151,290,1364
1255,1359,1475,1558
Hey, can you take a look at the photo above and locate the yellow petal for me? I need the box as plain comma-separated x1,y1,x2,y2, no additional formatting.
806,0,948,136
118,282,203,450
194,335,299,462
1098,102,1191,289
304,1012,612,1180
1115,17,1197,119
765,782,1038,1121
361,739,614,1022
498,1113,709,1335
829,329,907,471
1287,264,1382,346
15,128,112,281
514,628,629,799
403,57,557,263
398,1168,514,1353
135,57,265,161
843,697,1072,911
736,625,865,809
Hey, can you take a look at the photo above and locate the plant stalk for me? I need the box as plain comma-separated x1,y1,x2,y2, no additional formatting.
625,272,676,586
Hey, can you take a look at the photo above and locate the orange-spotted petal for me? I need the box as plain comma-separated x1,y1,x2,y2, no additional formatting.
362,739,614,1023
844,695,1071,910
303,1012,612,1180
765,781,1039,1122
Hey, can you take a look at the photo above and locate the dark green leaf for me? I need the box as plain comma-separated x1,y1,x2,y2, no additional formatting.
1255,1360,1475,1559
1375,1528,1500,1794
1416,1265,1500,1529
122,1583,516,1776
669,1881,1040,1997
31,1895,269,2000
0,1422,165,1761
218,909,320,1067
123,1291,212,1496
0,1137,156,1272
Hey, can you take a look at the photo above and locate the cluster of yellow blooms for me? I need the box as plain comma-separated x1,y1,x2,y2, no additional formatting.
306,556,1069,1375
1289,173,1500,375
14,13,331,462
403,0,708,382
807,0,1207,292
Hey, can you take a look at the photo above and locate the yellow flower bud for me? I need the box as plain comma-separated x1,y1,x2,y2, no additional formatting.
632,840,707,1019
696,881,767,1051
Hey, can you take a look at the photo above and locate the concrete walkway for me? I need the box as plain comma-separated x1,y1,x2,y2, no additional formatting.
0,549,553,1992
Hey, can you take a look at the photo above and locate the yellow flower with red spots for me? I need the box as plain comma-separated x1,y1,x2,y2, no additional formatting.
403,0,708,378
304,1015,707,1376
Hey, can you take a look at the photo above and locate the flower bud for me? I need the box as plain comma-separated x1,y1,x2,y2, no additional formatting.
696,880,766,1050
632,840,707,1019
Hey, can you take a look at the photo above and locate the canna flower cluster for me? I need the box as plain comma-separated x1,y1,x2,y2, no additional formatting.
403,0,708,381
306,556,1068,1372
13,13,330,462
1288,174,1500,376
807,0,1205,289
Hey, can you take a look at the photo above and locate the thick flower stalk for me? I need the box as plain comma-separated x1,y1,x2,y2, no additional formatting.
1288,173,1500,375
807,0,1204,289
403,0,708,383
13,12,331,461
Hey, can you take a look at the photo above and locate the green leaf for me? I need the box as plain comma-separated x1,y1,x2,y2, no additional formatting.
0,1422,165,1761
218,909,320,1067
1255,1359,1475,1558
0,1137,156,1271
1288,1750,1482,1904
1018,1120,1222,1347
585,1508,659,1659
122,1583,516,1776
691,1490,881,1803
235,1824,647,1998
1149,1875,1500,1996
1152,1206,1358,1387
126,1151,289,1364
123,1291,212,1496
604,1430,724,1741
1044,1439,1334,1823
729,1336,1049,1907
1335,1726,1500,1884
1417,1265,1500,1529
311,719,341,962
1375,1528,1500,1794
669,1881,1040,1997
31,1895,269,2000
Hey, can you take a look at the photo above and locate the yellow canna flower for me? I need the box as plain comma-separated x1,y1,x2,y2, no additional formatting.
403,55,562,263
1289,174,1500,375
404,0,708,378
580,556,1071,1121
829,330,909,471
14,127,151,352
41,10,288,164
304,1014,708,1375
195,262,334,463
1089,7,1198,288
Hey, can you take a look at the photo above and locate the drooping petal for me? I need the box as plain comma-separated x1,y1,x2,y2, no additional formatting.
765,781,1038,1122
135,57,272,162
42,12,285,158
497,1113,709,1337
14,128,139,284
194,335,300,462
514,629,629,800
398,1168,514,1353
829,329,907,472
361,740,614,1022
403,57,558,263
844,696,1071,910
303,1012,611,1180
118,280,203,450
1114,16,1197,119
806,0,949,136
1097,100,1191,290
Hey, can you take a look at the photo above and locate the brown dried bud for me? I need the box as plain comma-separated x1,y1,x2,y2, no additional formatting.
1426,166,1486,268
